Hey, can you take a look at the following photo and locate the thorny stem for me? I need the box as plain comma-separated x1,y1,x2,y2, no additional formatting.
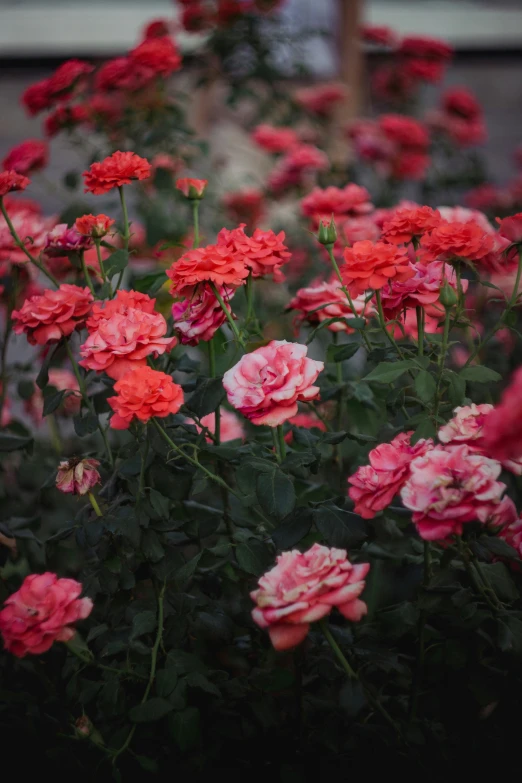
115,186,130,291
0,198,60,287
209,282,246,347
433,309,451,421
192,200,200,248
80,251,96,296
94,239,108,285
111,581,166,765
277,424,287,462
325,244,372,351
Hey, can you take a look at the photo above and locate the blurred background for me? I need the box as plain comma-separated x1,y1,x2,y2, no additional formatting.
0,0,521,206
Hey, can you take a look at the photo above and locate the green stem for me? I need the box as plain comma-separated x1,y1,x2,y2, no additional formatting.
94,239,108,285
115,186,130,292
375,290,404,359
80,251,96,296
433,309,451,421
245,271,254,323
111,581,166,765
48,414,62,454
192,200,200,248
508,247,522,309
88,492,103,517
457,537,500,612
0,266,19,424
272,427,282,463
319,618,357,678
325,244,372,351
65,640,147,681
138,438,149,501
64,341,114,468
209,282,245,348
0,199,59,287
416,306,424,356
277,424,287,461
152,418,238,496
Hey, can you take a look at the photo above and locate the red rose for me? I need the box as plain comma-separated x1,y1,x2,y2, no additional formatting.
3,140,48,175
83,151,151,195
0,170,30,196
341,240,414,295
108,366,184,429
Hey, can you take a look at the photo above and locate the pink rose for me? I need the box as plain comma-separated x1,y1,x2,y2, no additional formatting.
400,444,507,541
12,284,93,346
439,403,522,475
482,367,522,463
223,340,323,427
196,409,245,443
251,543,369,651
499,518,522,559
56,457,101,495
497,213,522,244
0,196,57,265
348,432,434,519
289,277,375,334
45,223,93,257
0,572,93,657
172,285,234,345
252,124,299,153
80,294,176,380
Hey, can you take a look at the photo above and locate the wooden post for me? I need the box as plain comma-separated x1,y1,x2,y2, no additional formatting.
330,0,364,167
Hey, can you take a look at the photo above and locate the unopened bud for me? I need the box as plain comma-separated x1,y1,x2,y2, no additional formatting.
75,715,93,739
439,282,457,309
317,217,337,246
176,177,208,200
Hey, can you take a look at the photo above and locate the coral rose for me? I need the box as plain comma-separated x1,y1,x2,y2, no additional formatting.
176,178,208,199
56,458,101,496
217,224,291,280
196,409,245,443
341,240,413,295
497,213,522,244
252,124,298,153
12,284,93,346
172,285,234,345
0,171,30,196
289,277,375,333
86,289,155,327
348,431,433,519
379,258,464,319
83,151,151,195
223,340,323,427
251,543,370,651
108,366,184,429
80,299,176,380
421,220,495,263
400,445,507,541
482,367,522,463
301,184,373,223
381,206,442,245
3,140,48,175
75,214,115,238
0,572,93,657
166,243,249,297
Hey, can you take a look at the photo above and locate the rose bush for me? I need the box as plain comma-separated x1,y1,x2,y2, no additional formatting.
2,4,522,779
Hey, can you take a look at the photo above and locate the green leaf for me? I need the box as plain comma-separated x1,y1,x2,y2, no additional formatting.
73,412,99,437
17,380,34,400
141,530,164,563
256,469,295,519
134,271,167,295
312,503,367,548
0,434,33,452
188,377,226,418
185,672,221,697
327,342,361,363
414,370,436,402
129,697,174,723
175,552,202,586
104,249,129,279
63,171,79,190
36,344,58,389
364,360,416,384
272,510,313,550
444,369,466,407
149,489,170,519
169,707,200,751
481,536,520,560
480,562,519,601
131,611,156,640
411,418,437,444
156,668,179,699
236,539,273,576
42,389,66,416
459,366,501,383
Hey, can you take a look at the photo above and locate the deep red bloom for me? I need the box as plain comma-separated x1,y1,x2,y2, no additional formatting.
21,79,53,115
182,4,212,32
398,36,453,61
129,36,181,78
361,25,396,47
143,19,171,38
443,87,482,121
44,105,89,137
3,140,48,175
496,213,522,244
47,59,93,99
216,0,244,26
0,171,30,196
83,151,151,194
379,114,429,150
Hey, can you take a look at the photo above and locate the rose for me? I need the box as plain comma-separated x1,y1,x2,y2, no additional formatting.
0,573,93,657
251,543,370,650
223,340,323,427
176,177,208,199
12,284,93,346
172,285,235,345
108,366,184,429
56,458,101,496
341,240,414,296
